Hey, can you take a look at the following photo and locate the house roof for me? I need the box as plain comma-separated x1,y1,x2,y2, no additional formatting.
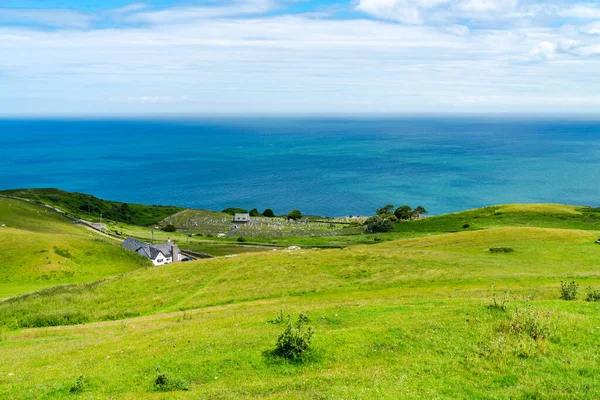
233,213,250,221
122,237,146,252
122,237,172,260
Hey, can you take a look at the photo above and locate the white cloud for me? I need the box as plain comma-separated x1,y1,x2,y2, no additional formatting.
124,0,277,24
455,0,518,13
580,21,600,35
0,8,94,28
120,96,191,104
356,0,524,26
356,0,452,24
1,1,600,114
529,40,558,59
560,4,600,20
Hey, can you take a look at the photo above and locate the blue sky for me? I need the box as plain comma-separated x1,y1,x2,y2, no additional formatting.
1,0,600,115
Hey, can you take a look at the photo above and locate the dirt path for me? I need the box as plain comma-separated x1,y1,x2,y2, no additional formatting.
81,224,122,242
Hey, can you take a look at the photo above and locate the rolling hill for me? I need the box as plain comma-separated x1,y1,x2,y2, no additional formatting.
0,197,150,297
1,199,600,398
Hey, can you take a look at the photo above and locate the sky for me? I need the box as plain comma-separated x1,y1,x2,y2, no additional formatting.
1,0,600,115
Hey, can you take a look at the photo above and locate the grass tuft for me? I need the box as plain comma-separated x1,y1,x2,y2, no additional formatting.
154,367,189,392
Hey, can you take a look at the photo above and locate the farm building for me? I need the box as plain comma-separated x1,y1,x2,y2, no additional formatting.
121,237,181,266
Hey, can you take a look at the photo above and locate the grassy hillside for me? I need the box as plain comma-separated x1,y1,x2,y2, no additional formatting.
393,203,600,233
1,226,600,398
0,198,150,297
3,226,599,329
0,188,183,226
2,202,600,398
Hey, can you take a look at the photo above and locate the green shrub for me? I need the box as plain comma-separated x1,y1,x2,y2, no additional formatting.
274,314,313,360
262,208,275,218
287,209,302,221
585,287,600,302
53,246,72,258
489,247,514,254
69,375,87,393
462,223,470,229
560,281,578,300
162,224,177,233
237,237,247,243
154,367,189,392
364,216,394,233
508,305,554,341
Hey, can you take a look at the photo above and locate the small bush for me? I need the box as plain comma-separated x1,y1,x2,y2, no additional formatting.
154,367,189,392
364,215,394,233
69,375,87,393
237,237,247,243
508,305,554,341
274,314,314,360
373,237,382,242
585,287,600,302
462,223,470,229
560,281,578,300
489,247,514,254
53,246,72,258
162,224,177,233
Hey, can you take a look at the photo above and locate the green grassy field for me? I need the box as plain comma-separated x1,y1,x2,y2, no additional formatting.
2,224,600,398
1,200,600,398
0,198,150,298
392,203,600,233
0,188,183,226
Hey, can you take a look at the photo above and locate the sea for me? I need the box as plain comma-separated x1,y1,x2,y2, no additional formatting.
1,117,599,217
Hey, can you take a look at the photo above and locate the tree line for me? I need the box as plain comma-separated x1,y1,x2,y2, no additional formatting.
365,204,428,233
222,207,302,220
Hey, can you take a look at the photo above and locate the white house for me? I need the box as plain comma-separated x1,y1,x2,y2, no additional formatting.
121,237,181,266
233,213,251,223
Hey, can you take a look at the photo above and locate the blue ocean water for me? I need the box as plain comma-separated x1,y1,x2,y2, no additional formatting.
0,117,599,216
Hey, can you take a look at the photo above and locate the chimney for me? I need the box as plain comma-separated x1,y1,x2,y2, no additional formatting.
172,241,180,262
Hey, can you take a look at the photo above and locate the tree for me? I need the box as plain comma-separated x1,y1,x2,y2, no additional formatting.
222,207,248,216
394,205,413,220
364,215,394,233
287,209,302,221
249,208,260,217
262,208,275,218
414,206,428,218
376,204,395,216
